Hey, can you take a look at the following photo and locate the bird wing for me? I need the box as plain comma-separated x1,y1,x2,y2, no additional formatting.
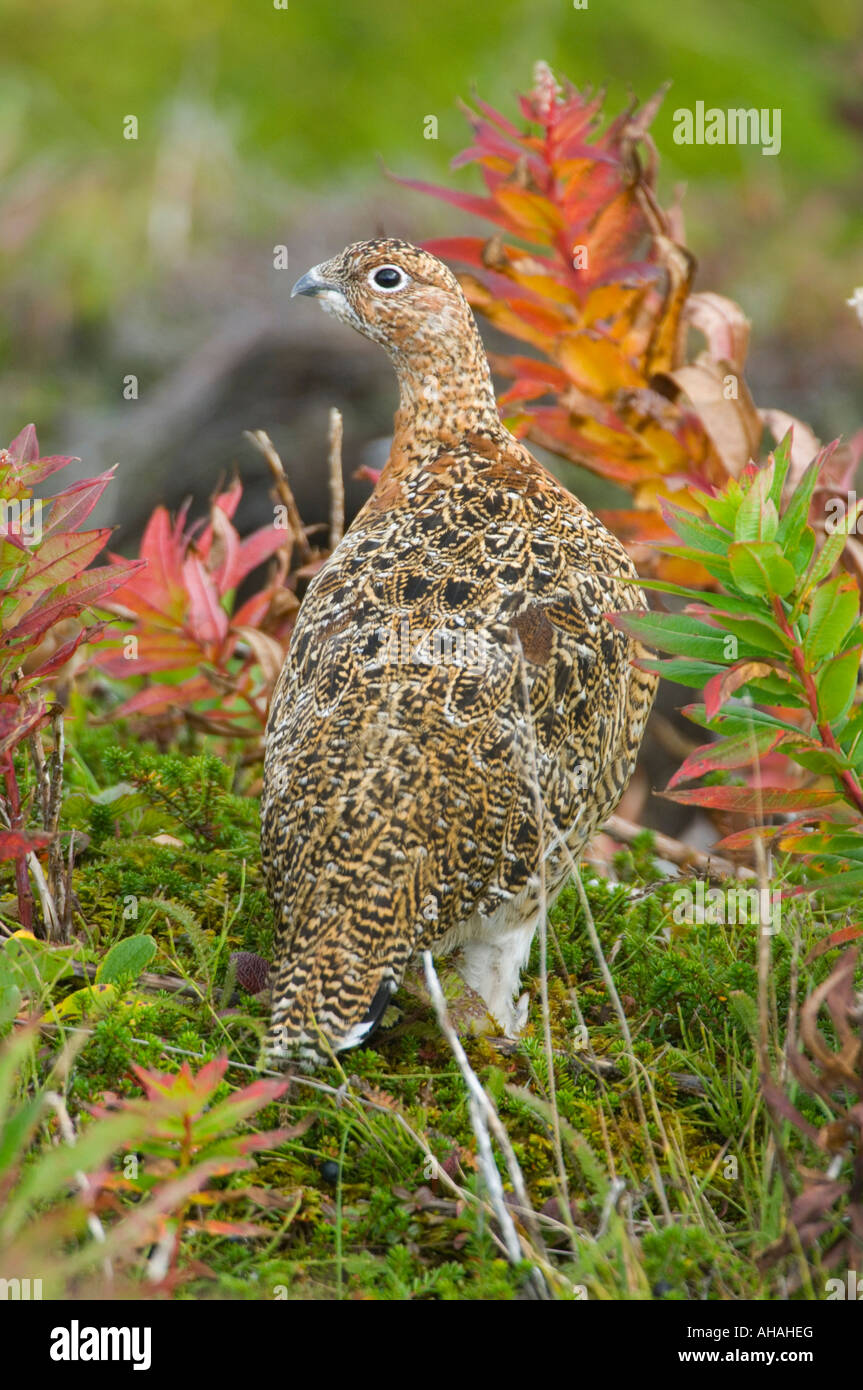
261,438,653,968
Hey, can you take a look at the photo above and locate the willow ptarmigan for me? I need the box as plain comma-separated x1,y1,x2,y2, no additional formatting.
261,237,656,1067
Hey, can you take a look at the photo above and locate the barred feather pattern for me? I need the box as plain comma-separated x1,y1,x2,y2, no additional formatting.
262,239,657,1067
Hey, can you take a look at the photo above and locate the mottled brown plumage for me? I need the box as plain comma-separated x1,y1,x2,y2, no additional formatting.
262,238,657,1067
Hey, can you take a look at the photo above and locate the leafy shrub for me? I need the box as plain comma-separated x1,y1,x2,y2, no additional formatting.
399,62,766,581
88,1055,294,1285
612,431,863,903
0,425,142,931
96,480,296,734
0,1020,293,1296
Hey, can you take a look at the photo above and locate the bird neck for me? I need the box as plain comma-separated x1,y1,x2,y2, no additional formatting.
390,323,502,450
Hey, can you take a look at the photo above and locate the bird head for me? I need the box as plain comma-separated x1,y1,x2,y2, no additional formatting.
291,237,471,349
290,239,497,421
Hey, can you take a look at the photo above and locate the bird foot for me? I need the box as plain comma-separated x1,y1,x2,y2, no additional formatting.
402,958,501,1036
512,990,530,1035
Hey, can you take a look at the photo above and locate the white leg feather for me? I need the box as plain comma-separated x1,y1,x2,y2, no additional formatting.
456,917,537,1036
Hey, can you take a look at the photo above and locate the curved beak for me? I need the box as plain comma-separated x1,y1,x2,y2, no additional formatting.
291,266,338,299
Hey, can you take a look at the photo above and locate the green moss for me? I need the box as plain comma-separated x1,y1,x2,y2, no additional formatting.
6,731,859,1301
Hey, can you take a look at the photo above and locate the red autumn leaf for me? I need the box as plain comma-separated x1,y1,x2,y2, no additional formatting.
0,430,143,691
181,555,229,646
97,476,293,729
0,827,52,860
715,825,788,852
204,506,242,594
667,725,785,789
23,621,106,686
128,1055,230,1106
42,469,118,538
107,508,186,618
98,647,202,681
0,426,147,931
234,525,288,584
4,425,76,486
231,589,273,631
6,423,38,463
663,786,845,814
2,560,144,654
10,529,114,604
110,677,219,719
804,926,863,964
183,1219,272,1238
704,662,778,720
0,694,48,755
392,173,502,228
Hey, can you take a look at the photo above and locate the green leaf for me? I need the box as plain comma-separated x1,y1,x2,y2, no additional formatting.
841,621,863,653
715,613,791,657
840,701,863,744
779,830,863,860
790,526,816,575
768,431,793,510
804,575,861,665
776,455,820,551
683,701,805,737
816,648,861,723
693,488,738,533
801,507,861,599
636,580,779,622
795,866,863,898
663,504,733,556
0,1026,39,1171
847,738,863,772
0,1094,44,1179
0,982,22,1031
637,657,726,688
0,1112,146,1240
612,611,734,662
734,467,778,544
729,542,795,598
0,935,76,1001
791,745,853,777
743,675,807,708
96,934,157,985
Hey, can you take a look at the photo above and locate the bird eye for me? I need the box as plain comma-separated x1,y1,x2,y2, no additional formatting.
370,265,406,291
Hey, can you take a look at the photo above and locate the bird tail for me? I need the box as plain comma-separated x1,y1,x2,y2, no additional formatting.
265,919,409,1070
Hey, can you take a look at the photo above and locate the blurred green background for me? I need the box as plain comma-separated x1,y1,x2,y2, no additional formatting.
0,0,860,528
